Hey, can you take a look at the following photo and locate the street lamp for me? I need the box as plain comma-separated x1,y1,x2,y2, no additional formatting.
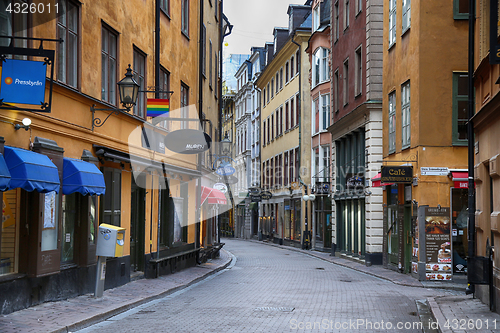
302,186,315,250
91,64,140,130
220,131,232,157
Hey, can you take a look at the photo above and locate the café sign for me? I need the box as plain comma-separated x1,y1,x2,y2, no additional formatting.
381,166,413,183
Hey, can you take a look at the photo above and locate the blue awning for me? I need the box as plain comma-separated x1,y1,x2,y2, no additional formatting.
63,158,106,196
4,146,60,193
0,153,11,191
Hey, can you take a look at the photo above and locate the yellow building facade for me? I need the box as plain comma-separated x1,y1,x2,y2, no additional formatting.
256,7,311,247
382,0,468,277
0,0,221,314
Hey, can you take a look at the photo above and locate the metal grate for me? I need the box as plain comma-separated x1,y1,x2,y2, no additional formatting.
254,307,295,312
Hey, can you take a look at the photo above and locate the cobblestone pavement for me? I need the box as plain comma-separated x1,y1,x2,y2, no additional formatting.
2,238,499,333
77,239,460,333
0,250,232,333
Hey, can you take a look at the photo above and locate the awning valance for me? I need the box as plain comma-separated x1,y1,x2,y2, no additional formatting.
371,172,394,187
63,158,106,196
4,146,60,193
0,153,11,191
201,186,227,205
450,171,471,189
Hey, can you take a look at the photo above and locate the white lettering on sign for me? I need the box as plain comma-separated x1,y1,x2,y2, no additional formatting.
14,78,43,86
185,143,204,150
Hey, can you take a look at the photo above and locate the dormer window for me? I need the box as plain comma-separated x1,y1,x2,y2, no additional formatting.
313,4,320,31
274,35,277,54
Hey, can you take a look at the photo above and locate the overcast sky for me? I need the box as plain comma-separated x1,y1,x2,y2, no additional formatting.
223,0,304,58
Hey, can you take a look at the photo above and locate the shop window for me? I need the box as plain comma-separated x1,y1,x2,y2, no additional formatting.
62,193,77,263
1,190,18,276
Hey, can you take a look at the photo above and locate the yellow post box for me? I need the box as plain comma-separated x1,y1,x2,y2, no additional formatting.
96,223,126,257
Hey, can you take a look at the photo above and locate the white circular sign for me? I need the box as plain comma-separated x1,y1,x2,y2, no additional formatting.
213,183,228,193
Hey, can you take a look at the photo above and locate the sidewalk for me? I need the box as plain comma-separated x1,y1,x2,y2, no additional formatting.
249,238,500,333
0,249,232,333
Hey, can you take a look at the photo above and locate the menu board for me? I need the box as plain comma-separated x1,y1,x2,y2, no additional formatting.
424,207,452,281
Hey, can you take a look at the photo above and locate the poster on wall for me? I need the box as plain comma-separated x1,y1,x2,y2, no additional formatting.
43,192,56,229
424,207,452,281
172,197,184,243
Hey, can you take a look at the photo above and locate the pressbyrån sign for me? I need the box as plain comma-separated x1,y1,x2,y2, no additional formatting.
0,59,47,105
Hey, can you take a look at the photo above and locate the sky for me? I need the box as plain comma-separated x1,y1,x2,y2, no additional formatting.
223,0,305,59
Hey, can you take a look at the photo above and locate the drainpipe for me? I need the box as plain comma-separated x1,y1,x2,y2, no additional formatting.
291,33,304,247
155,0,160,100
195,0,205,251
466,0,476,295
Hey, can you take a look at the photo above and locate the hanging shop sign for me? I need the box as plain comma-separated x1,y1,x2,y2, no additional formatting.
141,127,165,153
260,191,272,200
213,182,228,193
424,207,452,281
216,164,235,176
0,59,47,105
250,194,261,203
381,166,413,183
312,182,330,194
0,39,57,113
165,129,211,154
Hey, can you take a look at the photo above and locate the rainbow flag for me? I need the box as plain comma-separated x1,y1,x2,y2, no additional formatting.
147,99,169,118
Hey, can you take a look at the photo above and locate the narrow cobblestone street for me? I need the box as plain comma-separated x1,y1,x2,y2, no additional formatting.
78,239,459,333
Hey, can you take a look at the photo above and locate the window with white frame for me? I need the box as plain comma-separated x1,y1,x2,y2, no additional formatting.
355,46,362,96
276,73,279,92
388,91,396,153
313,50,320,87
401,81,410,148
402,0,411,33
389,0,396,46
312,94,330,133
280,67,283,88
322,145,330,182
313,4,320,31
321,94,330,130
321,48,330,82
313,98,320,133
312,48,330,87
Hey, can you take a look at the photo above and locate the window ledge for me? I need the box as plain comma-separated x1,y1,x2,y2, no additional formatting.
181,31,190,40
160,8,170,19
401,26,410,37
388,42,396,51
